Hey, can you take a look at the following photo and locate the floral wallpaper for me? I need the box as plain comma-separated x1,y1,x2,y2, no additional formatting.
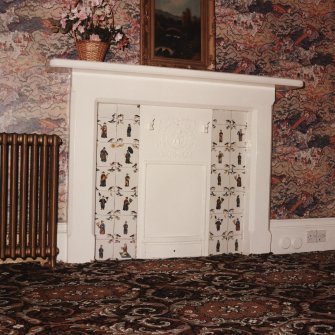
215,0,335,219
0,0,334,221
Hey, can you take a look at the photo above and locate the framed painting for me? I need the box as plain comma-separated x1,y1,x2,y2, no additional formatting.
140,0,215,70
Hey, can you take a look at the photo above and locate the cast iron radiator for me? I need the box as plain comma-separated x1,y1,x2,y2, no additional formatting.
0,133,62,268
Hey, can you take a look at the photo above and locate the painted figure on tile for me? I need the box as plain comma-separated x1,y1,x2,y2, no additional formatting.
123,221,128,235
97,221,106,235
217,173,221,186
237,129,244,142
236,195,240,208
218,151,223,164
235,239,238,251
99,245,104,259
123,197,132,211
99,194,108,210
125,151,131,164
238,152,242,165
120,243,131,258
127,124,132,137
219,129,223,142
235,174,242,187
125,146,133,164
215,217,223,231
234,218,240,231
125,173,130,187
100,147,108,162
100,122,108,138
216,240,220,252
216,196,224,210
100,171,109,187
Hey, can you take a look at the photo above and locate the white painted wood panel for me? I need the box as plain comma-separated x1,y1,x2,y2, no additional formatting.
144,163,207,239
137,105,212,258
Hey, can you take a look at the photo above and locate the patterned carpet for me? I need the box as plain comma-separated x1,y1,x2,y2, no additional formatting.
1,251,335,334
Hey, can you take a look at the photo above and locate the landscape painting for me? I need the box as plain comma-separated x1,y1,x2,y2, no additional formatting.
154,0,201,61
141,0,215,70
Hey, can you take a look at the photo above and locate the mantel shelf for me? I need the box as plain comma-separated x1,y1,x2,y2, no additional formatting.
49,58,303,91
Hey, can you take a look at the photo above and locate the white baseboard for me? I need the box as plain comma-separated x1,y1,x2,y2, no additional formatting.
270,218,335,254
57,222,68,262
57,219,335,261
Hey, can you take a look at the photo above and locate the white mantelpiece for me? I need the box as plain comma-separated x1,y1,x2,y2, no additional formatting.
50,59,302,263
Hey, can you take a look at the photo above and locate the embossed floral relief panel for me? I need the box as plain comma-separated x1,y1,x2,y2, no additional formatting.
1,0,334,221
209,110,248,255
95,104,140,260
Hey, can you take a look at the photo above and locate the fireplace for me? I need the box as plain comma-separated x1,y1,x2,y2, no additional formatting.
50,59,302,263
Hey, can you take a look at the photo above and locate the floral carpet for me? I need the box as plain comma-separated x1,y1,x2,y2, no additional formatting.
1,251,335,334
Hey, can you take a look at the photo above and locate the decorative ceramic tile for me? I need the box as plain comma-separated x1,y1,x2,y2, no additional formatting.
95,239,114,260
95,217,114,237
230,126,247,147
208,236,227,255
116,119,140,143
97,118,117,143
114,216,137,239
113,239,136,260
229,171,246,191
115,168,138,190
95,190,114,216
96,169,115,191
228,192,245,214
212,127,230,147
96,143,115,167
210,192,229,213
115,144,139,167
210,214,228,236
211,170,229,191
228,215,243,233
115,193,138,214
211,147,229,169
227,235,242,254
230,148,247,169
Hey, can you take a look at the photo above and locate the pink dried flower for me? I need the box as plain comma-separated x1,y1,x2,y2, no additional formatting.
114,32,123,42
77,25,85,34
59,0,128,48
77,11,88,21
89,34,101,41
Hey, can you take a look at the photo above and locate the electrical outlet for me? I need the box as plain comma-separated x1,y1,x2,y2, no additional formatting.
307,230,317,243
317,230,326,242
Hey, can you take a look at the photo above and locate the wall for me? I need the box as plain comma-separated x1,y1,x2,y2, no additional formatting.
0,0,334,222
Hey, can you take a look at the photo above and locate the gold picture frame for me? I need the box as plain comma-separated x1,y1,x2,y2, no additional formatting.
140,0,215,70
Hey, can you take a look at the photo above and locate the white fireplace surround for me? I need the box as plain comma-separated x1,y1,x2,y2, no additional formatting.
50,59,303,263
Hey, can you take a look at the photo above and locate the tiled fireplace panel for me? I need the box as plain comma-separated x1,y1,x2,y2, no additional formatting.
209,110,248,255
95,103,140,260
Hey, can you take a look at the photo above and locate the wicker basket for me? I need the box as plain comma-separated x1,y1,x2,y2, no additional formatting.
76,40,110,61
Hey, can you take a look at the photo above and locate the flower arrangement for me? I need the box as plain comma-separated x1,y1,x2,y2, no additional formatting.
59,0,129,49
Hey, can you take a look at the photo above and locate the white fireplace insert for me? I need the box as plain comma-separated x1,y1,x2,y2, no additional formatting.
50,59,302,263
